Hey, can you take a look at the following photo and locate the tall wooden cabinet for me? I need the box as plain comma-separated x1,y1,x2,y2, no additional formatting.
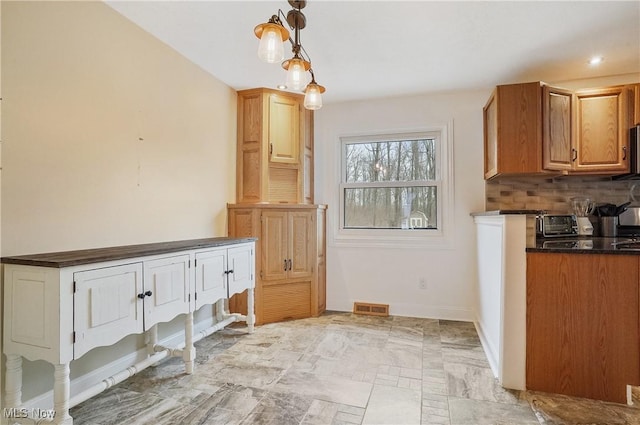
227,204,326,325
236,88,314,204
230,87,326,324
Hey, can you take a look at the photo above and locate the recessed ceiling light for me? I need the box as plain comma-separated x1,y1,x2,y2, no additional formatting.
589,56,604,66
277,84,287,90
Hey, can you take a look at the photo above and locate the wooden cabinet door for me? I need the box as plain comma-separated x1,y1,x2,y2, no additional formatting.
543,86,573,171
261,210,288,282
73,263,144,359
483,89,498,178
526,252,640,403
227,244,254,297
574,87,629,172
143,255,190,328
288,211,314,280
194,248,227,309
269,94,299,164
483,83,543,179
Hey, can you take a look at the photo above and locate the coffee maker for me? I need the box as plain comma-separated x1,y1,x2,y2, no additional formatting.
571,197,594,235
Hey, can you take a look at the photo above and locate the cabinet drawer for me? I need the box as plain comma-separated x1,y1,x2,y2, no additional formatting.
262,282,311,324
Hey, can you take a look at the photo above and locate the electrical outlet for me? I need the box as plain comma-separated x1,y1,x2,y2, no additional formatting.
418,278,427,290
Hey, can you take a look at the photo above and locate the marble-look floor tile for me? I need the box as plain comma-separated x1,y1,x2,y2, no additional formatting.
240,391,313,425
448,397,539,425
273,370,373,408
362,384,421,425
70,312,639,425
439,321,481,347
524,391,640,424
70,387,193,425
445,362,522,405
180,383,267,425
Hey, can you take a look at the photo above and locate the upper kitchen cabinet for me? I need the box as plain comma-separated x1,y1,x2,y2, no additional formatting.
236,88,314,204
485,81,638,179
571,86,632,173
483,82,547,179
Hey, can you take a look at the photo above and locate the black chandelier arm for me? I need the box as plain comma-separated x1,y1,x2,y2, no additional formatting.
269,7,312,64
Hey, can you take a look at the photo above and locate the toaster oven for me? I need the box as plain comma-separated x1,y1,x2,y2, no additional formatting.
536,214,578,237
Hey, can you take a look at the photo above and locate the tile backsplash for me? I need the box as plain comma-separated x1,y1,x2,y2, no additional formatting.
486,176,640,213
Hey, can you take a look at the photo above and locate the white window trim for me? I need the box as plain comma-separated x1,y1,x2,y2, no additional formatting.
331,121,455,249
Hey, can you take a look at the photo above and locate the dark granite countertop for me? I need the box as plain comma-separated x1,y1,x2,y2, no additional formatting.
526,236,640,255
471,210,546,217
1,237,257,268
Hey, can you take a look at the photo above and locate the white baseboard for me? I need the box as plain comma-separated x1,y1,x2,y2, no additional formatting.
474,319,499,380
22,315,218,410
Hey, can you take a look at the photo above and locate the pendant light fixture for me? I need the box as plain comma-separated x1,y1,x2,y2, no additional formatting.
303,70,325,110
254,0,325,110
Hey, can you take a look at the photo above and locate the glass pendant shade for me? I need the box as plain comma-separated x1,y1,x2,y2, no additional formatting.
304,82,325,110
283,57,310,91
255,23,289,63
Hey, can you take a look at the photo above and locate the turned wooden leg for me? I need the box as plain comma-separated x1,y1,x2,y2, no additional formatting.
5,354,23,409
146,325,159,366
247,286,255,333
53,363,73,425
183,311,195,374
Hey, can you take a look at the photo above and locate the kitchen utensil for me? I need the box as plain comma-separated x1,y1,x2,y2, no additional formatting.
570,197,594,235
615,201,631,216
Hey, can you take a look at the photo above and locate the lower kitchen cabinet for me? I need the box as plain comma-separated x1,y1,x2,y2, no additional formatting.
227,203,326,324
526,252,640,403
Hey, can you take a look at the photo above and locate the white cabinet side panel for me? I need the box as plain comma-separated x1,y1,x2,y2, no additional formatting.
6,269,55,350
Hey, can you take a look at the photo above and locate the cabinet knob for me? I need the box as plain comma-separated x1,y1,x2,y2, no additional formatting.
623,146,627,161
137,293,145,299
571,148,577,162
284,259,288,271
145,290,153,297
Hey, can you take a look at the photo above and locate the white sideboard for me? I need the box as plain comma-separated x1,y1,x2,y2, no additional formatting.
2,238,255,425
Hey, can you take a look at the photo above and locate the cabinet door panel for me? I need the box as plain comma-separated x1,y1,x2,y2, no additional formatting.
526,253,640,403
575,87,628,171
262,211,288,282
289,211,313,279
195,249,227,308
144,255,190,328
228,244,254,297
269,95,299,164
74,263,143,359
543,86,573,170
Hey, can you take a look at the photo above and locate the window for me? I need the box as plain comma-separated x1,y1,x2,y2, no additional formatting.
337,126,452,246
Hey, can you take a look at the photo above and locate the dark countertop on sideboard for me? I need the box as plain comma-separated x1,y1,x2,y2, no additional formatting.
526,236,640,255
1,237,258,268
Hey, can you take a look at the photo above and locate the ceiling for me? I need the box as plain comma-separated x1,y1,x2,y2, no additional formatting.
106,1,640,105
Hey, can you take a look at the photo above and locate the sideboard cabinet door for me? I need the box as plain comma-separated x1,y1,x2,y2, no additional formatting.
143,255,190,329
73,263,143,359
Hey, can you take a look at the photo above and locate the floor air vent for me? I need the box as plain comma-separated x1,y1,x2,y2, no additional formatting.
353,302,389,317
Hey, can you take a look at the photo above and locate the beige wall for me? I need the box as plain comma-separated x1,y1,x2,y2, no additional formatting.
2,1,236,256
1,1,236,402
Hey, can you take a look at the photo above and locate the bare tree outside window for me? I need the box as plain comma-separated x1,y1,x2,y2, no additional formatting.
342,137,439,230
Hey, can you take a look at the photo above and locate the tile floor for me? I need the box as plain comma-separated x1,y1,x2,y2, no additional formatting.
70,312,640,424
